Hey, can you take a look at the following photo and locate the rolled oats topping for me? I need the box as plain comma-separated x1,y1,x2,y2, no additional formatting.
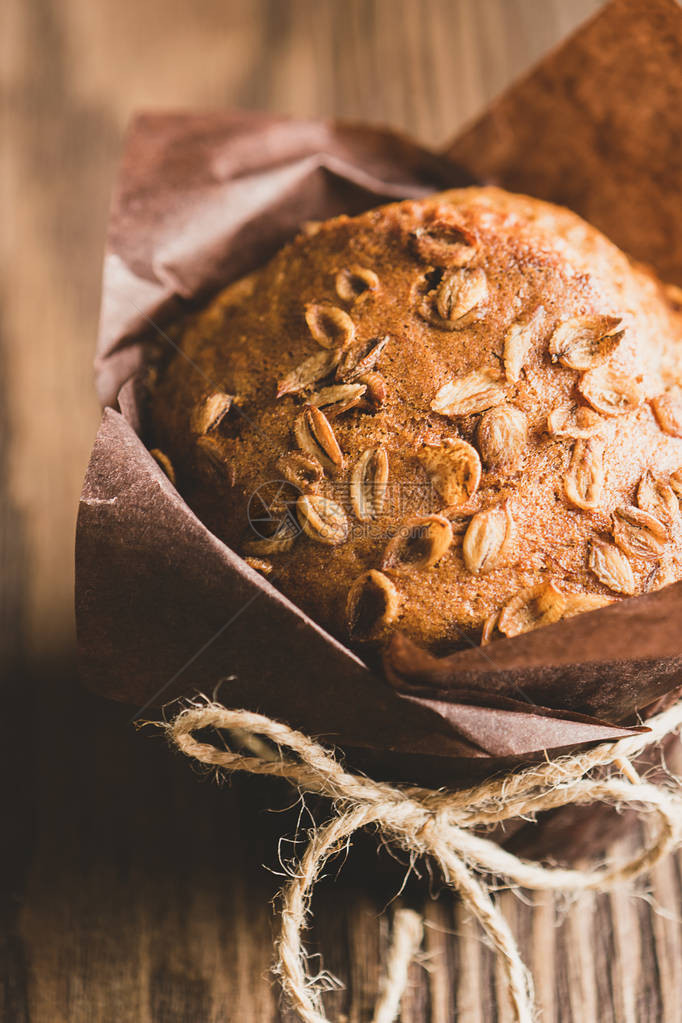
276,451,324,493
480,610,501,646
548,315,623,371
381,515,453,573
308,383,367,417
305,303,355,349
503,308,544,383
588,540,636,595
297,493,349,546
294,404,344,474
498,582,567,637
419,268,487,329
335,266,380,304
636,470,680,527
463,503,512,574
356,370,387,409
579,364,643,417
350,446,389,521
336,335,389,383
477,406,527,470
346,569,401,640
277,348,341,398
435,267,488,322
651,392,682,437
410,210,478,266
191,392,235,435
499,584,612,636
418,438,481,506
564,438,605,512
431,371,506,418
547,404,604,439
612,505,667,560
561,591,614,617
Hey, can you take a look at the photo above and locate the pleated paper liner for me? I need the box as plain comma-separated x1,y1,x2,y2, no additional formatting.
77,0,682,841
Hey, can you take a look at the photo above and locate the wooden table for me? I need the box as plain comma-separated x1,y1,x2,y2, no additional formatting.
5,1,682,1020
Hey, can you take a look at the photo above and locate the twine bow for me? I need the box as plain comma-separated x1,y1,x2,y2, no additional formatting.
161,699,682,1023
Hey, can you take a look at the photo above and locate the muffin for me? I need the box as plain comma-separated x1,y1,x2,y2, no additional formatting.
148,186,682,657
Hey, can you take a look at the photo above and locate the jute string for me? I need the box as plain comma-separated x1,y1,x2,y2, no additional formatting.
158,698,682,1023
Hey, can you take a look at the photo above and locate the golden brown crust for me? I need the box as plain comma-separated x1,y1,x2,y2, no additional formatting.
149,186,682,653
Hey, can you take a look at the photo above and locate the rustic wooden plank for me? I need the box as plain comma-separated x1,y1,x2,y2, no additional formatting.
7,1,682,1021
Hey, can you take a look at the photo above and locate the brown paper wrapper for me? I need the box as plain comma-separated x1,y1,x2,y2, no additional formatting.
77,0,682,787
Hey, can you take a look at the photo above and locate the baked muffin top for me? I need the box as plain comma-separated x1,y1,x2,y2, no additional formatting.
148,186,682,657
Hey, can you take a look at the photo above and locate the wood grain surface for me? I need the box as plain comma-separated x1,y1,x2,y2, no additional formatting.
6,1,682,1021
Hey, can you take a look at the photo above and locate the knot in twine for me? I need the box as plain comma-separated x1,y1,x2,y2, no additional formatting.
160,699,682,1023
